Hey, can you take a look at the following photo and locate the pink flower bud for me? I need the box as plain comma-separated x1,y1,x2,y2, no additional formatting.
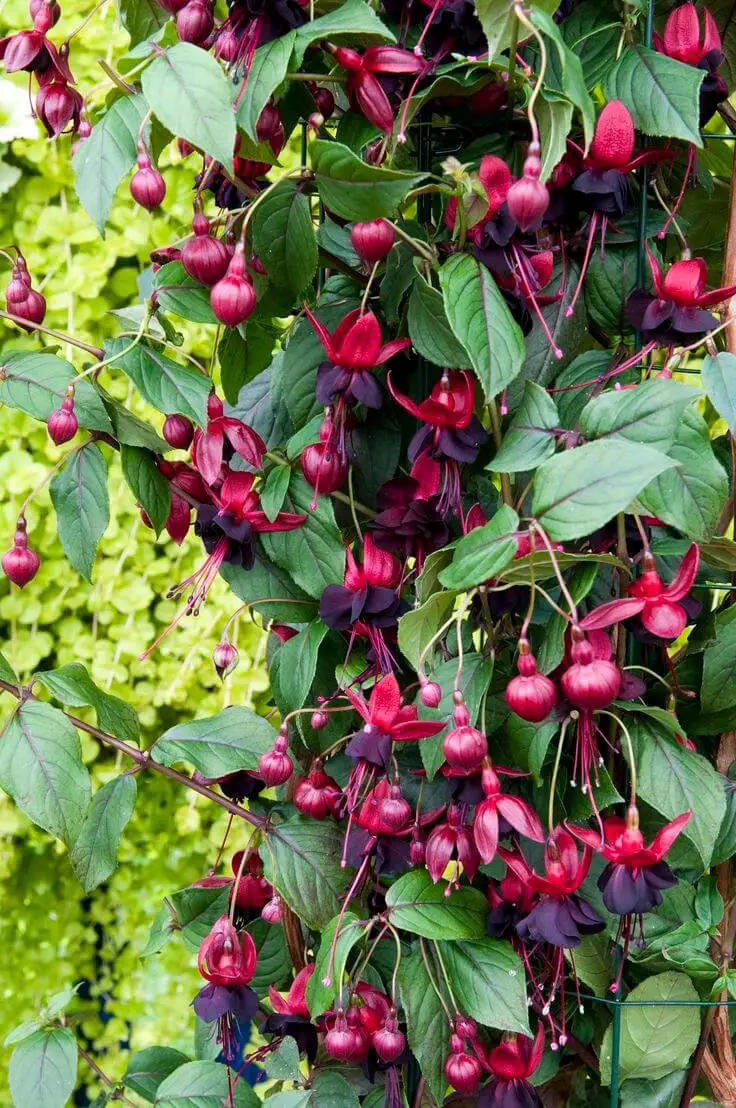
11,288,46,328
2,517,40,588
261,895,283,923
505,641,557,722
311,710,328,730
29,0,60,27
181,214,230,287
350,219,396,265
48,393,78,445
213,639,239,679
162,413,195,450
373,1017,406,1062
377,783,411,831
443,724,488,772
312,86,335,117
130,153,166,210
176,0,213,43
210,245,257,327
507,171,550,232
561,635,621,710
419,680,442,708
300,442,348,501
325,1011,370,1062
445,1050,482,1094
258,731,293,786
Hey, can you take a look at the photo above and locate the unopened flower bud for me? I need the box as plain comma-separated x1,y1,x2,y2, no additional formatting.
2,517,40,588
213,639,239,679
420,680,442,708
48,390,78,445
350,219,396,265
130,152,166,210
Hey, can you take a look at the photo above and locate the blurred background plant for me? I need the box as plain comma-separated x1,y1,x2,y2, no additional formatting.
0,0,270,1099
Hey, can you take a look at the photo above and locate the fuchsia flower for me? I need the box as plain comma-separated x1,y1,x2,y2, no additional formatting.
193,916,259,1061
580,544,700,640
370,453,449,566
262,964,319,1060
0,7,71,80
426,803,480,887
627,248,736,345
473,762,545,864
307,307,411,411
480,1025,545,1108
344,671,445,769
192,392,266,486
654,3,727,124
333,45,425,133
570,807,691,916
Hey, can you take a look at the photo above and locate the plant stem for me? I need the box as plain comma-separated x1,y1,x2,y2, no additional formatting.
0,309,103,356
488,402,513,505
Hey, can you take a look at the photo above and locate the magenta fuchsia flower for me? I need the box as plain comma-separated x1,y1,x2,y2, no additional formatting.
307,306,411,412
369,452,450,567
344,671,445,770
192,391,265,486
580,543,700,640
570,807,691,916
627,248,736,345
487,868,537,940
0,9,71,80
654,3,727,124
35,79,83,137
473,762,545,864
480,1026,545,1108
332,45,425,133
262,964,319,1060
387,370,488,512
193,916,259,1061
426,803,481,887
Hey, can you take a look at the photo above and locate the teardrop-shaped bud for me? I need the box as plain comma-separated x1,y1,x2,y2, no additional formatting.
507,172,550,232
561,635,621,710
261,895,283,923
11,287,46,328
300,442,348,500
350,219,396,265
213,639,239,679
130,153,166,210
373,1017,406,1062
258,731,293,786
2,517,40,588
312,86,335,118
210,245,257,327
505,641,557,722
419,680,442,708
163,413,195,450
445,1050,482,1095
47,392,78,445
442,724,488,771
176,0,213,43
181,214,230,287
376,783,411,831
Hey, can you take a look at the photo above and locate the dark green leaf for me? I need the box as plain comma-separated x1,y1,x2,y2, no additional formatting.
563,2,622,91
568,933,612,998
307,912,367,1016
309,1072,359,1108
530,7,595,147
599,973,699,1085
537,93,574,181
261,474,345,599
252,180,317,295
142,43,236,168
263,816,352,930
103,398,168,453
532,440,676,541
236,33,296,141
639,407,728,541
34,662,140,743
294,0,395,62
604,46,704,146
398,592,456,671
117,0,168,44
50,443,109,581
398,945,451,1104
70,775,137,893
248,919,292,998
579,378,697,453
121,444,171,534
492,382,559,472
439,505,520,590
219,326,272,406
310,140,423,221
124,1046,190,1103
626,712,726,865
348,415,402,504
474,0,558,57
437,939,529,1033
318,218,361,269
408,276,472,369
105,338,210,426
9,1027,77,1108
227,355,293,450
260,464,292,523
153,261,217,324
152,706,277,777
277,620,329,709
154,1060,259,1106
702,350,736,433
221,547,316,623
620,1072,687,1108
702,608,736,713
584,245,640,334
169,884,230,952
0,351,112,432
385,869,487,939
439,254,525,401
73,94,149,233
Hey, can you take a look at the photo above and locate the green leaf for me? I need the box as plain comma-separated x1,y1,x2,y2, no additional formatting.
407,276,472,369
118,0,168,44
261,474,345,599
385,869,487,939
310,1072,360,1108
74,94,150,233
248,919,292,998
398,945,451,1104
153,261,217,324
219,326,275,406
120,444,171,534
579,379,697,453
530,7,595,148
263,1037,302,1084
439,504,520,590
532,440,676,541
105,338,210,426
70,774,137,893
154,1060,259,1106
398,592,456,671
599,973,700,1085
263,815,352,930
227,356,293,450
50,443,109,582
639,407,728,541
9,1027,77,1108
142,43,236,168
537,93,574,181
236,33,296,141
0,701,91,847
294,0,395,62
474,0,557,58
568,932,612,997
103,397,168,453
124,1046,190,1103
604,46,704,146
437,939,529,1033
492,382,559,473
439,254,525,401
260,464,292,523
307,912,367,1016
221,547,316,624
702,608,736,713
619,1072,687,1108
277,620,329,710
310,140,423,221
584,245,640,335
0,351,112,432
34,662,140,743
0,652,19,685
349,415,402,504
252,180,317,295
152,706,277,777
563,2,622,92
169,884,231,952
626,713,726,866
702,351,736,433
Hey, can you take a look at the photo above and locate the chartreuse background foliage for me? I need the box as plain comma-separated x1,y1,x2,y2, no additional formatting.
0,1,270,1098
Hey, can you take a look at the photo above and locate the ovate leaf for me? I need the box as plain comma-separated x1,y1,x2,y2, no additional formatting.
236,33,296,141
702,608,736,713
294,0,395,62
0,351,112,432
437,939,529,1033
398,945,451,1104
121,444,171,534
276,620,329,709
9,1028,77,1108
702,350,736,433
154,1060,259,1106
605,46,704,146
439,504,519,590
70,775,137,893
398,592,456,671
532,440,676,541
124,1046,190,1103
599,973,699,1085
407,276,472,369
439,254,525,401
34,662,140,743
0,701,91,847
261,474,345,599
385,869,487,939
263,816,352,930
105,338,210,426
579,379,697,453
50,443,109,582
307,912,367,1016
142,43,236,168
310,140,423,221
73,94,150,233
251,179,317,295
152,706,277,777
492,381,559,473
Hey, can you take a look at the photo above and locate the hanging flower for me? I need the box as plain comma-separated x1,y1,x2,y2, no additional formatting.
332,45,425,133
193,916,259,1063
344,672,445,769
369,453,450,566
262,965,319,1060
479,1025,545,1108
627,248,736,345
192,392,266,487
654,4,727,124
473,762,545,864
307,307,411,410
426,803,481,887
